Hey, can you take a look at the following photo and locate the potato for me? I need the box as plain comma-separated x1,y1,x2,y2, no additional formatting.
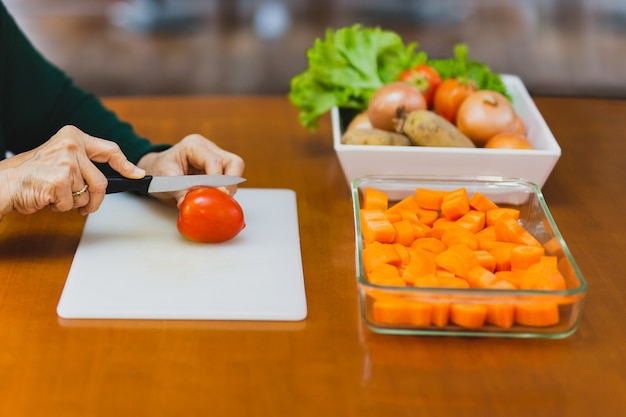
400,110,475,148
341,128,411,146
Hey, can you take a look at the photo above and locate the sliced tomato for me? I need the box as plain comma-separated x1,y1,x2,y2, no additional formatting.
398,64,442,107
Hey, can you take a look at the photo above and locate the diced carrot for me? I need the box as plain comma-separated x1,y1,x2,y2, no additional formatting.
411,237,447,255
368,263,400,278
519,256,566,290
360,209,396,244
479,240,514,253
432,217,455,228
411,221,431,239
437,275,470,288
475,225,497,242
416,208,439,227
450,303,488,328
510,245,546,271
363,187,388,211
486,304,515,328
392,243,411,268
386,195,420,216
440,225,479,251
488,279,517,290
515,303,560,327
367,275,406,287
384,211,403,223
362,241,402,272
360,208,381,224
466,264,498,288
425,221,458,239
414,188,449,210
486,207,521,227
373,298,432,326
367,264,406,287
495,270,524,289
392,219,416,246
543,236,565,257
474,250,496,272
413,273,440,288
455,210,486,234
494,214,542,247
405,302,435,326
440,188,471,220
403,248,437,285
430,302,451,327
489,243,518,272
434,244,478,279
397,209,420,225
469,191,499,212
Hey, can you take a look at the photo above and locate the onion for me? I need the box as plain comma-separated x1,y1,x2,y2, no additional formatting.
346,111,372,131
367,82,427,132
456,91,517,146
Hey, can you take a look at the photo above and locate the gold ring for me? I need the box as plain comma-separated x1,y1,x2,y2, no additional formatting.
72,184,89,198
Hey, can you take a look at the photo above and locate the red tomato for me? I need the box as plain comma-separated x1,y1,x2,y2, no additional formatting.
433,78,477,123
177,187,245,243
398,64,442,107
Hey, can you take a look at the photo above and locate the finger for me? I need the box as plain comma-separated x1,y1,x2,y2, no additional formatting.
77,161,110,214
71,183,90,209
82,134,146,179
182,135,246,177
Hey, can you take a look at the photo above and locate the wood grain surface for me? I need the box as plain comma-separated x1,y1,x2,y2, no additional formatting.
0,95,624,417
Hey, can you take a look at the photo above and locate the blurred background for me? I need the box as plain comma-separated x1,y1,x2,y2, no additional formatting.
4,0,626,98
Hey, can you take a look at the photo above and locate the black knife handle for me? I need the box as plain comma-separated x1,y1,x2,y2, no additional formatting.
106,176,153,195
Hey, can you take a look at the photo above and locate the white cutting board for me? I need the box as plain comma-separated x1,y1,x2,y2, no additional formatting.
57,188,307,321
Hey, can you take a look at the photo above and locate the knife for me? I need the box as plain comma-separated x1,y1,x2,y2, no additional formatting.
105,175,246,195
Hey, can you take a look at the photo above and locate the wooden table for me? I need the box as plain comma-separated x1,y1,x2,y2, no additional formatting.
0,96,624,417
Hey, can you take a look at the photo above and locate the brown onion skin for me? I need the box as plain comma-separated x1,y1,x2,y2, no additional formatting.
456,90,518,147
367,82,427,132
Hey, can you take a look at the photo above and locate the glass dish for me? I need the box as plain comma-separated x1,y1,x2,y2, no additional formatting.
351,175,587,338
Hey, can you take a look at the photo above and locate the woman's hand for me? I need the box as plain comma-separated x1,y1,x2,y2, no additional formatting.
0,125,145,218
136,134,245,207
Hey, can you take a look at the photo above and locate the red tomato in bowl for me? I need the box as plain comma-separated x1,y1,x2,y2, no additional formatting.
433,78,477,123
177,187,245,243
398,64,442,107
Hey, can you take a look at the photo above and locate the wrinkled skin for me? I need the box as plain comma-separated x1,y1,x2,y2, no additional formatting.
136,134,245,208
0,126,245,219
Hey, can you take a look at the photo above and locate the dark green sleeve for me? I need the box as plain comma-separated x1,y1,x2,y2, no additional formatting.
0,2,170,176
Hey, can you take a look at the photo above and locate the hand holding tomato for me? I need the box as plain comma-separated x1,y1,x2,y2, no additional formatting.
177,187,245,243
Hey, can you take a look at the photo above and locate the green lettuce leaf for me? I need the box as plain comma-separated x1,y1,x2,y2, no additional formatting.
429,44,509,98
288,24,425,131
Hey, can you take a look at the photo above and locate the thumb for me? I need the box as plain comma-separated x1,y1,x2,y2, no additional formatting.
84,135,146,179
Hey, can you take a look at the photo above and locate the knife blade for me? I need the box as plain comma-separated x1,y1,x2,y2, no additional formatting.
105,175,246,195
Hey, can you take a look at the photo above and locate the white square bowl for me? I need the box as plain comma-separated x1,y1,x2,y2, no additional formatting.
332,74,561,188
